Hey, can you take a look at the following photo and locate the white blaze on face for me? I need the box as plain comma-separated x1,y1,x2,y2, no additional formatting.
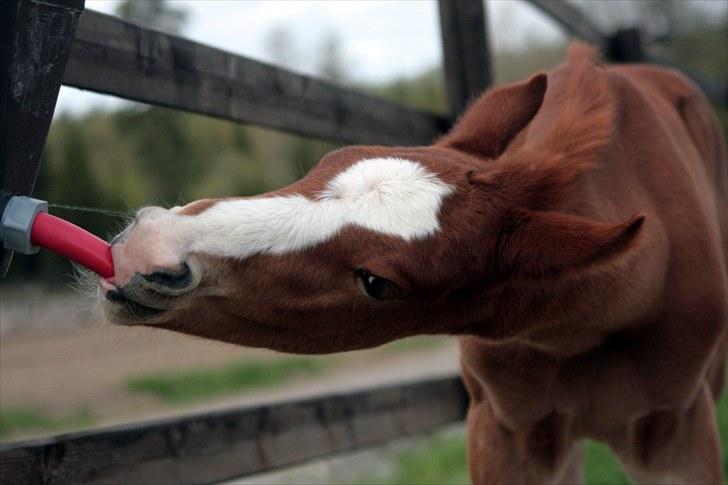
121,158,454,269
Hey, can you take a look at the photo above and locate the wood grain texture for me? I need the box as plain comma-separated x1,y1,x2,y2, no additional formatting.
62,10,451,147
0,375,468,484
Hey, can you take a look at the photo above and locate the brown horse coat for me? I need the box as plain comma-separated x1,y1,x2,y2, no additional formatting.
101,43,727,484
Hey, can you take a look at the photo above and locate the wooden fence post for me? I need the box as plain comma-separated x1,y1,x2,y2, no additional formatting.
438,0,492,119
608,28,645,63
0,0,85,277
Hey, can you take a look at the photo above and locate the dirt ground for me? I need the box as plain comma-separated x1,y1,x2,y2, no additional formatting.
0,290,460,440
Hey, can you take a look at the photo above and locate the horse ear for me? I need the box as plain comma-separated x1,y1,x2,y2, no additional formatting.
497,209,645,276
467,43,617,212
437,73,547,160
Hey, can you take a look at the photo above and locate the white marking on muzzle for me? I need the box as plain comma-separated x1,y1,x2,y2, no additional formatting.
153,158,454,259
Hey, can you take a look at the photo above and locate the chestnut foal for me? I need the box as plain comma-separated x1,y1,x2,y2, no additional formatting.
100,44,727,484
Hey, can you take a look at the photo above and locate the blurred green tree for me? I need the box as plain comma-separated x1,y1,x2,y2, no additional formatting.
114,108,197,206
115,0,188,34
317,33,348,84
265,26,297,71
55,123,106,235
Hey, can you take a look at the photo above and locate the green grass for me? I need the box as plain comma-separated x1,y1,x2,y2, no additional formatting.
382,431,470,485
379,335,447,353
126,357,325,403
584,441,630,485
0,407,94,440
719,380,728,479
349,429,470,485
354,383,728,484
126,337,448,405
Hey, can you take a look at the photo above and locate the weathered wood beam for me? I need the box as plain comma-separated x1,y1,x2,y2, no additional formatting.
0,0,85,277
0,375,468,484
438,0,492,118
62,10,450,147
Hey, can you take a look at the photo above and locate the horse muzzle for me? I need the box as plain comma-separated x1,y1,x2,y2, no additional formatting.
100,261,201,322
99,206,206,322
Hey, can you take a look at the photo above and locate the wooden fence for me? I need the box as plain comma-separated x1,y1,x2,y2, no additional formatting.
0,376,468,484
1,0,725,483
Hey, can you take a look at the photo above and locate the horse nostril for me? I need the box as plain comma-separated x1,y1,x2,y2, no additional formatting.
142,263,192,291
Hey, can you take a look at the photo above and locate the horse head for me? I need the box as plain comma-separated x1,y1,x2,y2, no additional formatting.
100,48,644,353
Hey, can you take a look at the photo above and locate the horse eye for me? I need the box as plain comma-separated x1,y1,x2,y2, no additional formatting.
355,269,401,300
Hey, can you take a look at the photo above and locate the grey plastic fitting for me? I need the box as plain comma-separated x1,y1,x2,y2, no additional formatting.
0,195,48,254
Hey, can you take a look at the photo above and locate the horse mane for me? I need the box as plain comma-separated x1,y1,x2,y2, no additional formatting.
545,42,616,172
483,42,617,211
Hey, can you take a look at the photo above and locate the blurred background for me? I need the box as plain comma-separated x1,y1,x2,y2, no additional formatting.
1,1,726,483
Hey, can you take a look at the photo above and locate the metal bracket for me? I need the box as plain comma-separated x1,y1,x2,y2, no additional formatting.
0,195,48,254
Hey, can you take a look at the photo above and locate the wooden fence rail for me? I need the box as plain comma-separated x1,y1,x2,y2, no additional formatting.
63,10,450,147
0,375,468,484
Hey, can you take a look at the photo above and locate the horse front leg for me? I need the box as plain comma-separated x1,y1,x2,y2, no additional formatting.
612,382,724,484
466,398,584,484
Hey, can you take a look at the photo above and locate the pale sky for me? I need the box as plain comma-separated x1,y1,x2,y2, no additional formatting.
55,0,567,116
